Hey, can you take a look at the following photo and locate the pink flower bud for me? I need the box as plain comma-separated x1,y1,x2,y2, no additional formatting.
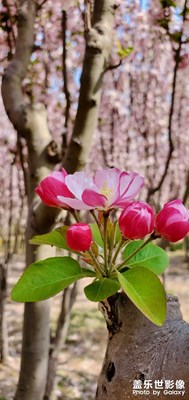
35,169,74,208
156,200,189,242
119,201,155,239
66,223,93,252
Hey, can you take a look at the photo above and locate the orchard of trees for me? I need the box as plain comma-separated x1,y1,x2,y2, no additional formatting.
1,0,189,399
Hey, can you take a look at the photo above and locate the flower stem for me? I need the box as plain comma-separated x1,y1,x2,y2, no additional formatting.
88,249,105,277
70,209,80,223
117,236,153,271
107,220,118,267
90,210,104,240
103,212,109,274
111,236,129,265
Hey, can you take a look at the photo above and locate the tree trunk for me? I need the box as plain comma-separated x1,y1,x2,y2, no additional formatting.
1,0,116,398
44,284,77,400
96,294,189,400
0,263,9,362
64,0,117,173
2,2,61,398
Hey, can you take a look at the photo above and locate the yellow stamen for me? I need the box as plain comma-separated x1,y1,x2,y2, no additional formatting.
100,183,113,201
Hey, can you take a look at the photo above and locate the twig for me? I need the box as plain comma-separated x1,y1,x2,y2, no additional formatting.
62,10,71,151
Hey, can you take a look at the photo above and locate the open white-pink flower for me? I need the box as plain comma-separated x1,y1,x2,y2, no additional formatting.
37,167,144,211
81,168,144,210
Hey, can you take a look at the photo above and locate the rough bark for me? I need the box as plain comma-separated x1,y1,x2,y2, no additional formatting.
2,0,116,399
45,1,116,398
64,0,116,172
96,294,189,400
13,104,60,400
2,2,60,399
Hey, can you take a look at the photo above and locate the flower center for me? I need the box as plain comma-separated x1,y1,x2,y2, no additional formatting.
100,182,113,201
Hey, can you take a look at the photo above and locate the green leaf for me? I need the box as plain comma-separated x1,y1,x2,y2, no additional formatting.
116,41,134,59
30,227,78,253
117,268,166,326
11,256,95,302
84,278,120,302
90,223,103,247
123,240,169,275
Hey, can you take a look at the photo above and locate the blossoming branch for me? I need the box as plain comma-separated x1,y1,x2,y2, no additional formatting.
11,168,189,326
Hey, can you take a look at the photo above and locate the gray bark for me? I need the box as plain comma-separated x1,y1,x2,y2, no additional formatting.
45,1,116,398
1,0,116,399
2,2,60,399
96,294,189,400
64,0,116,172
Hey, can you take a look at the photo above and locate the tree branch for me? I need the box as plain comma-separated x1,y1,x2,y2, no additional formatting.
62,10,71,150
1,0,36,131
63,0,116,172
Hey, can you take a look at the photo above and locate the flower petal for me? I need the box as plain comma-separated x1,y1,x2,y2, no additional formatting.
82,189,107,208
116,172,144,206
65,172,97,200
159,222,189,242
35,176,73,207
94,168,121,191
57,196,92,210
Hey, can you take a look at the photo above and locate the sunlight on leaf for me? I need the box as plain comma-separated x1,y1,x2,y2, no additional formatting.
117,267,166,326
123,240,169,275
11,257,95,302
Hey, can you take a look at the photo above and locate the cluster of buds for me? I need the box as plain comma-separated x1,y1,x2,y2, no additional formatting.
36,168,189,255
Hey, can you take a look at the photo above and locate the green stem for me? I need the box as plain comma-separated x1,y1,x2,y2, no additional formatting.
108,236,129,276
107,220,117,267
117,236,153,271
70,209,80,223
111,236,129,265
90,210,104,240
103,212,109,273
88,249,105,277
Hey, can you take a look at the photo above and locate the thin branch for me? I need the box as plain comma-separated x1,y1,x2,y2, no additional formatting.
1,0,36,130
62,10,71,151
37,0,48,11
100,128,109,166
105,59,122,71
183,170,189,205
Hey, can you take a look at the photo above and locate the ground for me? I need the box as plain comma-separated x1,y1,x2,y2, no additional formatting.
0,250,189,400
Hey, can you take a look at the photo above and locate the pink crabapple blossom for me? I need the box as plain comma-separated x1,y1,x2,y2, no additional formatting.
57,168,144,211
155,200,189,243
81,168,144,210
66,223,92,252
36,168,144,211
119,201,155,240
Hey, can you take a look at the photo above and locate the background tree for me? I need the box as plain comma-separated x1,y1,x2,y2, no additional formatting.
1,0,189,399
1,0,115,399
